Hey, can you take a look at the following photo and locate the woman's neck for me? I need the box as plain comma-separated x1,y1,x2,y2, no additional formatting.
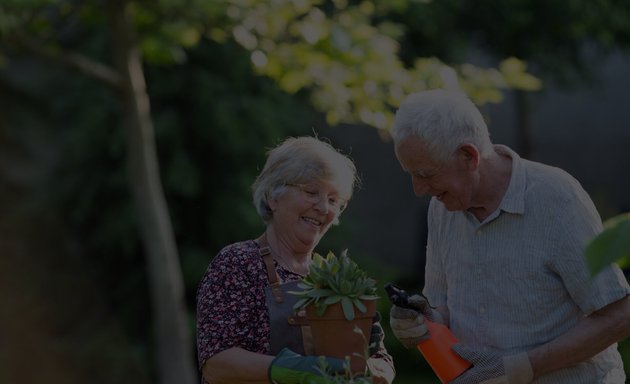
264,227,311,275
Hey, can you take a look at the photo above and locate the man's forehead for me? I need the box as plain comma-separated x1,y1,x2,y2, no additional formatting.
395,137,437,164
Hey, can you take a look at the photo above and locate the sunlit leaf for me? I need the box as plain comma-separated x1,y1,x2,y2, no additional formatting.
586,213,630,275
499,57,542,91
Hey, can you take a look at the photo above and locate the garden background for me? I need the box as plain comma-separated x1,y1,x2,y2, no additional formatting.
1,1,629,383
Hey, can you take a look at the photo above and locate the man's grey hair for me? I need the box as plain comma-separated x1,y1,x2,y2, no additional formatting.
252,136,358,223
392,89,494,164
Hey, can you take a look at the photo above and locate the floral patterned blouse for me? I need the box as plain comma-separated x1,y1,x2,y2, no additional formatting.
196,239,394,376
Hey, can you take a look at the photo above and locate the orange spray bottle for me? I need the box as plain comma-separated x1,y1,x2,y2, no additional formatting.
385,283,471,383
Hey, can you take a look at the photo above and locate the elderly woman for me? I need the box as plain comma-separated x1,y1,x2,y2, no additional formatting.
196,136,395,383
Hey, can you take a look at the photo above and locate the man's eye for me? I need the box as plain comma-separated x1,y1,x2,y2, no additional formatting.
414,170,436,179
328,198,339,206
304,190,319,197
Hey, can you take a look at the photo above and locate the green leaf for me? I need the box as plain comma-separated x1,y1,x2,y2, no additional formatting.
340,280,351,294
586,213,630,275
292,298,311,311
341,297,355,321
315,301,328,316
354,299,366,313
324,295,342,305
296,282,311,289
307,288,334,298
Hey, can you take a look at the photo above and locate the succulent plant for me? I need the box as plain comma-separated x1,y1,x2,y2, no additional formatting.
289,250,379,321
316,355,374,383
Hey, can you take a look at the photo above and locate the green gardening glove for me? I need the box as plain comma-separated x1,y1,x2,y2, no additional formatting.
269,347,346,384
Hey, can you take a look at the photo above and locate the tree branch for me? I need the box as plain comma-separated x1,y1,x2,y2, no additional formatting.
11,35,123,90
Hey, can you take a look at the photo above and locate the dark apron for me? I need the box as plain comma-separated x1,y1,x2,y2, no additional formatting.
258,239,313,355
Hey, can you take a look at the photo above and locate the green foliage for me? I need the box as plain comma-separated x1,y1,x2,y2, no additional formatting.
215,0,541,131
5,0,629,381
585,212,630,380
0,0,544,136
290,250,379,321
586,213,630,275
1,25,317,381
395,0,630,86
146,38,317,261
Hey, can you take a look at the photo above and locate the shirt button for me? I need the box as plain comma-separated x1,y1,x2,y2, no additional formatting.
479,306,486,314
477,230,482,235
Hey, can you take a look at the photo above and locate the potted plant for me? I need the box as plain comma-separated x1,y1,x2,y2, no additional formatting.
290,250,380,375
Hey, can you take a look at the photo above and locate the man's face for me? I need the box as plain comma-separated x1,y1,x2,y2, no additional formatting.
395,135,477,211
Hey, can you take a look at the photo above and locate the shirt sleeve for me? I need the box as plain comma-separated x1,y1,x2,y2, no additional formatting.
195,243,270,370
550,181,630,315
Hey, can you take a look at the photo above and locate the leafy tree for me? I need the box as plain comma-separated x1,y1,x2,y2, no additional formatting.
1,1,199,382
0,0,540,382
394,0,630,156
217,0,541,132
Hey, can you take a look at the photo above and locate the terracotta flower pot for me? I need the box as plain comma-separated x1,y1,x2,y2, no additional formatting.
305,300,377,374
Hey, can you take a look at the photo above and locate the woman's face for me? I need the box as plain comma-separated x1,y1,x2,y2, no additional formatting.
268,178,345,253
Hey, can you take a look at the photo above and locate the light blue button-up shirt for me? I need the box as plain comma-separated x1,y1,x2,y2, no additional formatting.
424,145,629,383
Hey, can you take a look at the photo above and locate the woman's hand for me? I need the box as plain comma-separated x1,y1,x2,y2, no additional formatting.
269,348,345,384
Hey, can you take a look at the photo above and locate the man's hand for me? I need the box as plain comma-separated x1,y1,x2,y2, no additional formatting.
268,348,345,384
389,294,440,348
450,344,533,384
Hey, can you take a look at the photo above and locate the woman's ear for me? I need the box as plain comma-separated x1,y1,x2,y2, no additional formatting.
266,193,278,212
458,144,480,169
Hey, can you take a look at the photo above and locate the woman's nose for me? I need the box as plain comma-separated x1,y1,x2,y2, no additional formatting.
312,197,332,213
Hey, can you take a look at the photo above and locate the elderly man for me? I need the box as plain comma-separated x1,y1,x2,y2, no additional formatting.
388,89,630,383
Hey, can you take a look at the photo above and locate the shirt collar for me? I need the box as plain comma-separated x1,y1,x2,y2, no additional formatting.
495,145,526,215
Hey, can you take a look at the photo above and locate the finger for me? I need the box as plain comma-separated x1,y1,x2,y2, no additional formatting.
399,333,429,349
393,323,428,339
390,316,425,332
391,315,429,343
369,323,384,348
407,294,430,311
370,324,383,339
390,305,421,320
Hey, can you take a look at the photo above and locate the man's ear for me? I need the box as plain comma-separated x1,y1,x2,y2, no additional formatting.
458,144,480,169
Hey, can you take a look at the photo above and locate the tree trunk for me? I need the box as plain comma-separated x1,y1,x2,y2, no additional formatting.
108,1,196,383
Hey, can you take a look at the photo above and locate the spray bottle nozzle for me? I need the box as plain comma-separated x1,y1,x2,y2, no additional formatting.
384,282,411,308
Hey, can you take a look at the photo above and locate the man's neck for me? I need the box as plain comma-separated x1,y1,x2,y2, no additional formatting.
468,150,513,222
